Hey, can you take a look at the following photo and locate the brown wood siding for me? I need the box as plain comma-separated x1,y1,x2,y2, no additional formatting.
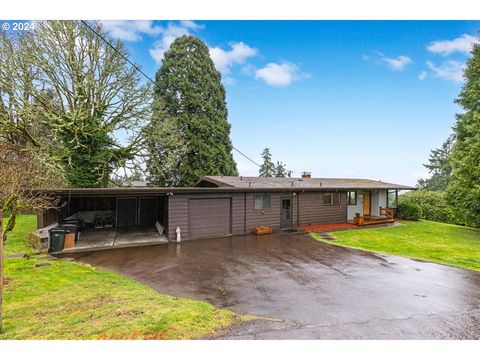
298,191,347,226
188,198,232,239
168,192,245,241
37,208,60,228
245,193,281,232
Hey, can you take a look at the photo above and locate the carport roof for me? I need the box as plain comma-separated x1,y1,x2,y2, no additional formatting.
198,176,415,190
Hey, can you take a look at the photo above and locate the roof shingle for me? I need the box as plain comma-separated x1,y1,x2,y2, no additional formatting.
199,176,415,190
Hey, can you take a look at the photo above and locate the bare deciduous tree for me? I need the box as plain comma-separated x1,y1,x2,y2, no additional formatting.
0,143,62,243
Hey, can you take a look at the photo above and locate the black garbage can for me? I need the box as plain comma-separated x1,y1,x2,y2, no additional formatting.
48,227,66,253
59,223,80,243
59,218,84,230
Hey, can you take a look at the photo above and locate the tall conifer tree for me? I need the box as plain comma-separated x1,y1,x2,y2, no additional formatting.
147,35,238,186
446,39,480,227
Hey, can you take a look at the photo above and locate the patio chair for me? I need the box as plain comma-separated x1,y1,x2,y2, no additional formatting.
104,214,114,228
94,215,104,229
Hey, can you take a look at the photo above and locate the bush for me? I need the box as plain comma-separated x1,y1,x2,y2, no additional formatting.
399,190,457,224
398,202,422,220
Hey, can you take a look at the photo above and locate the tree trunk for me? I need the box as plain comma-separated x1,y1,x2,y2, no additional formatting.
0,210,4,333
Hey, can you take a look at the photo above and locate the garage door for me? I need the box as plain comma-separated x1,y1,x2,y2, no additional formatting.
188,198,232,239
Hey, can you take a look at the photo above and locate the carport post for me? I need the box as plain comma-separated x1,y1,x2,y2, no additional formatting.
0,210,4,333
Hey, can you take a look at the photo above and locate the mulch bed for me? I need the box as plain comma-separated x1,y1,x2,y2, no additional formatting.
303,223,359,233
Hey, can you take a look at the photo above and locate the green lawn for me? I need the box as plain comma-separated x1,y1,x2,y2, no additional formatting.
311,220,480,272
1,215,243,339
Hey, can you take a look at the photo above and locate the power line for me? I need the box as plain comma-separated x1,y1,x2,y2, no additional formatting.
80,20,262,169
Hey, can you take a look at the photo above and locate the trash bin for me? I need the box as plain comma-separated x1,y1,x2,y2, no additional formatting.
59,218,84,230
48,227,66,252
60,223,79,242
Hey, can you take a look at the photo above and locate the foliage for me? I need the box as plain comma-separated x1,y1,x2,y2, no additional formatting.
417,134,455,191
311,220,480,272
399,190,457,224
259,148,275,177
0,143,62,243
145,98,188,186
0,21,151,188
446,39,480,228
274,161,290,177
1,215,242,339
259,148,290,177
397,201,422,220
147,35,237,186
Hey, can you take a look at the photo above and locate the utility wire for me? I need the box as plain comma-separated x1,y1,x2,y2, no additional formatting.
80,20,262,169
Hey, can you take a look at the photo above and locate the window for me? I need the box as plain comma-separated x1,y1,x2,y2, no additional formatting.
323,193,333,205
387,189,398,208
254,195,271,210
347,191,357,205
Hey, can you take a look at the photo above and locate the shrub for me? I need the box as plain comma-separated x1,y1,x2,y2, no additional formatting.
399,190,457,224
398,202,422,220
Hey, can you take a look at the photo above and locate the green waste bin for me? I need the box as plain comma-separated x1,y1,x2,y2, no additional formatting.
48,227,66,253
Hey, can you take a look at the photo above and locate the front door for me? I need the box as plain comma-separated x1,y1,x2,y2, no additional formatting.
280,198,292,228
363,191,371,217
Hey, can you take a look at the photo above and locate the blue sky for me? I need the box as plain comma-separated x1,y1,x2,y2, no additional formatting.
102,20,480,186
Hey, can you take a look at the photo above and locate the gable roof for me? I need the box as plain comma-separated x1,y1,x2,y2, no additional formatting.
197,176,415,190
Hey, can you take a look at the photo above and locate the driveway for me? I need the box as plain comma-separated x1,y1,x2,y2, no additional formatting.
70,233,480,339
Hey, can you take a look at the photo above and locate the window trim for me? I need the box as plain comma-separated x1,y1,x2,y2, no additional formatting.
387,189,398,208
347,191,357,205
322,192,334,206
254,194,272,210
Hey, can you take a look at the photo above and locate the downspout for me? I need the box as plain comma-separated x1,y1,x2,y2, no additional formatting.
244,192,247,234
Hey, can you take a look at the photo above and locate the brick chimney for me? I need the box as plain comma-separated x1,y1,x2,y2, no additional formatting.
301,171,311,179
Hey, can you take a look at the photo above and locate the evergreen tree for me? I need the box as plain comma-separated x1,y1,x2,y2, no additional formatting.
417,134,455,191
259,148,275,177
147,35,238,186
446,39,480,227
274,161,289,177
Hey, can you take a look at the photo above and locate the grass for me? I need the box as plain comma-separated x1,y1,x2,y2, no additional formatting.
2,214,37,255
1,215,242,339
311,220,480,272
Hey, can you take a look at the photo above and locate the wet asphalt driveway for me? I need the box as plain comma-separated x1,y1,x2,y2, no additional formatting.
71,233,480,339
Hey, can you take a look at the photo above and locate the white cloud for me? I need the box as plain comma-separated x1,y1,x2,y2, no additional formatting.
149,22,195,63
418,71,427,80
381,55,413,71
427,34,477,56
255,62,305,87
426,60,464,83
209,42,257,74
101,20,204,64
179,20,204,31
100,20,162,41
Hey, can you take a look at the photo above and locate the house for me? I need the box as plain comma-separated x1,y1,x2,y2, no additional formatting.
38,174,414,249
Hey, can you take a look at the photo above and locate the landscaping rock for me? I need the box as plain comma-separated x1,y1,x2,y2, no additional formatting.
34,262,52,268
4,253,27,259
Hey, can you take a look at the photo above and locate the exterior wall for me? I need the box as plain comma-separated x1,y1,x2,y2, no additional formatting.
245,193,282,232
298,191,347,226
347,190,388,219
168,192,246,241
378,189,387,209
37,208,60,229
347,191,363,220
